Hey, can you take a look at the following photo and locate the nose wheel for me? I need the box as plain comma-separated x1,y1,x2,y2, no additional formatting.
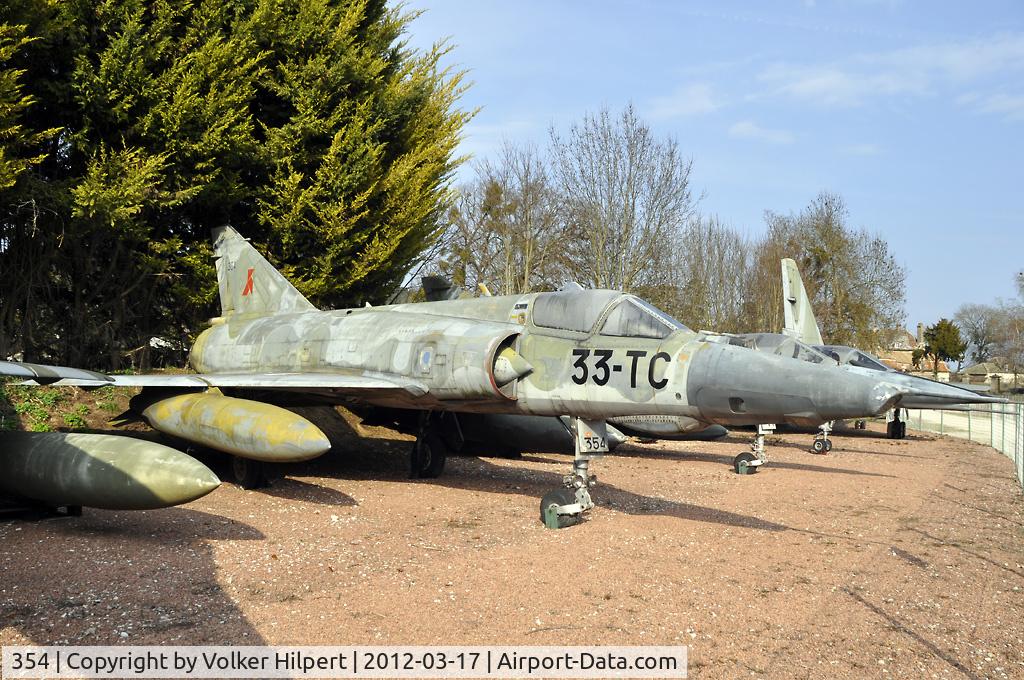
810,421,834,454
540,417,605,528
734,424,773,474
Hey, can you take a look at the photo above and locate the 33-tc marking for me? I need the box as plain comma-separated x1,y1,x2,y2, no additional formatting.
570,349,670,389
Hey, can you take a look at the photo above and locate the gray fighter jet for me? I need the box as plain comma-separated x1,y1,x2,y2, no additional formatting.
413,277,730,449
779,258,1005,447
0,227,953,526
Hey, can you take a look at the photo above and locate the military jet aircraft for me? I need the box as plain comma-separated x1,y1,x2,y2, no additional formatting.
364,276,731,454
779,258,1005,447
0,227,950,526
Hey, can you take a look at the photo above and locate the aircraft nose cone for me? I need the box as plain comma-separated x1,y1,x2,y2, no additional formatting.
896,378,1009,408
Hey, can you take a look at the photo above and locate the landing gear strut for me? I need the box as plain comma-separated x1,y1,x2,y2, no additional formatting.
734,423,773,474
811,420,834,454
411,412,461,479
540,417,605,528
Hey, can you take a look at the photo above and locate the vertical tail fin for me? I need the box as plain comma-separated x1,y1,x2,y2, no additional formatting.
780,258,824,345
212,226,316,317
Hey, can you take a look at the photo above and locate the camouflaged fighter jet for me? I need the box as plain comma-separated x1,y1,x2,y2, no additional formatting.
1,227,939,526
411,277,730,449
779,257,1006,449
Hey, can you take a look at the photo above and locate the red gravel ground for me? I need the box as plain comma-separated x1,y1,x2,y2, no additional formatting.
2,420,1023,679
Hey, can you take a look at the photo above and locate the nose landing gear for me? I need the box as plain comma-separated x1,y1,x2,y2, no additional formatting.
810,421,834,454
734,423,773,474
540,417,605,529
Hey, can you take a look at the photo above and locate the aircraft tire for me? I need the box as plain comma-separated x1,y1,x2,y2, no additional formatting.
898,422,907,439
232,456,269,489
414,432,447,479
733,452,759,474
811,439,827,454
539,488,579,528
824,440,833,453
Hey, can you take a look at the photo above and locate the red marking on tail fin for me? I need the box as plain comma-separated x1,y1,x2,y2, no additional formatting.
242,268,255,296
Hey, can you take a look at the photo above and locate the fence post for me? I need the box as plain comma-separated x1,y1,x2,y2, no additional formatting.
1019,403,1023,491
1017,403,1022,489
968,408,972,441
940,409,944,435
1016,403,1022,490
991,406,995,447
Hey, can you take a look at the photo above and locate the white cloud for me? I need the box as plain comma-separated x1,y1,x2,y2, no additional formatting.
758,32,1024,115
839,143,882,156
973,93,1024,120
648,83,720,119
728,120,795,144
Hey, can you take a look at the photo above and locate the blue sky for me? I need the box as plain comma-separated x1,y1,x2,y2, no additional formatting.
404,1,1024,330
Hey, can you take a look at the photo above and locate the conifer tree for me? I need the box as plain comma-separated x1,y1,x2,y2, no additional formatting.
0,0,470,368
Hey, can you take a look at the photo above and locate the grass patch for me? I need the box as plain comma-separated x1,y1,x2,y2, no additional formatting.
63,404,90,429
96,400,121,413
1,383,131,432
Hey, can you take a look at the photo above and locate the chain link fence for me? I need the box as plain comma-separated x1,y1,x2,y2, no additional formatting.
910,402,1024,492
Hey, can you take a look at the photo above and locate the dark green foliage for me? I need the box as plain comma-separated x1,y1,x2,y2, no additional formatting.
0,0,469,368
922,318,967,376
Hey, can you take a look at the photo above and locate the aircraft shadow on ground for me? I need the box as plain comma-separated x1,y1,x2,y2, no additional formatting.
255,475,358,507
434,456,791,532
0,508,267,646
281,428,791,533
908,527,1024,579
607,442,897,478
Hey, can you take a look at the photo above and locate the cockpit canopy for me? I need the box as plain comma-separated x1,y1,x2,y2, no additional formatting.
816,345,891,372
727,333,832,364
600,297,688,339
532,289,689,339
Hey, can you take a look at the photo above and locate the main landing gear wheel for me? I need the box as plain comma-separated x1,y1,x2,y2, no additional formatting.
411,432,447,479
887,419,907,439
231,456,269,489
886,410,909,440
733,452,760,474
